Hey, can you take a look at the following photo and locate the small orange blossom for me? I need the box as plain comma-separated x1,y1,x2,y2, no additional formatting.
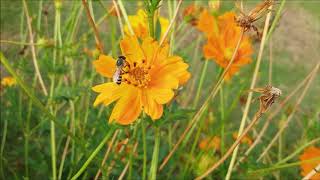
1,76,16,87
199,136,221,151
197,10,253,80
232,132,253,146
92,36,190,125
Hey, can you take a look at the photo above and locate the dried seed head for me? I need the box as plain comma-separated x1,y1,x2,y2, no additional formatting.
250,85,281,113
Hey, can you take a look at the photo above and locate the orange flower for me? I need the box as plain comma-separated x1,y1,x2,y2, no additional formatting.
1,76,16,87
199,136,221,151
92,36,190,125
183,4,204,26
125,9,169,39
197,10,253,80
232,132,253,146
299,146,320,179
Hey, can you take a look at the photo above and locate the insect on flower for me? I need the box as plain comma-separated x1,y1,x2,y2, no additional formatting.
92,36,191,125
235,0,275,38
113,55,130,85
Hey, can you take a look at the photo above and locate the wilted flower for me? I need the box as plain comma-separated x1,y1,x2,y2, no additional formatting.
1,76,16,87
92,36,190,125
125,9,169,39
232,132,253,145
299,146,320,179
197,10,253,80
199,136,221,151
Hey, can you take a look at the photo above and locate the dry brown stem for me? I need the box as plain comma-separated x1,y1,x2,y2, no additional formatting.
82,0,104,54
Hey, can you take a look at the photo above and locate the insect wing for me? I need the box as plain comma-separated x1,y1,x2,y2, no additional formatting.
248,0,273,20
113,69,121,83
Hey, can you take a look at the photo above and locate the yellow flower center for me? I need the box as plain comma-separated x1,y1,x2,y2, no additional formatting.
124,61,151,88
224,47,234,60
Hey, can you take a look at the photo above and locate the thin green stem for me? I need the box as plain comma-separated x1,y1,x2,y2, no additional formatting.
128,124,139,180
220,86,225,154
71,128,116,180
193,60,209,108
266,0,286,42
248,157,320,175
149,127,160,180
0,119,7,180
142,120,147,180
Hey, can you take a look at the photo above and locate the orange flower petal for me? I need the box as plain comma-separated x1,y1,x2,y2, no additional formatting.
141,90,164,120
93,55,116,78
141,37,169,66
109,86,142,125
148,88,174,104
197,9,217,36
149,73,179,89
153,56,190,86
92,83,125,107
120,36,145,65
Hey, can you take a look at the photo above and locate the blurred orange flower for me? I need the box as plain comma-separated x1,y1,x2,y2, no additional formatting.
125,9,169,39
1,76,16,87
183,4,204,26
197,10,253,80
232,132,253,146
299,146,320,179
199,136,221,151
92,36,190,125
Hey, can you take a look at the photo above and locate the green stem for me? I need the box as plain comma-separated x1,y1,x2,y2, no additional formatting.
248,157,320,175
220,86,225,154
50,118,57,180
0,119,7,180
71,128,115,180
148,13,155,38
149,127,160,180
128,124,139,180
142,121,147,180
266,0,286,42
193,60,209,108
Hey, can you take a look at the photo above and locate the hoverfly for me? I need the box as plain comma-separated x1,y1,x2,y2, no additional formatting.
113,55,130,85
235,0,275,38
